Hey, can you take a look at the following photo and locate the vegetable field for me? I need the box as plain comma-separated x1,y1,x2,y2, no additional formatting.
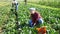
0,0,60,34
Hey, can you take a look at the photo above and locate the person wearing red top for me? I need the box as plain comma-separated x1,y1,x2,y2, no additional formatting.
29,8,44,27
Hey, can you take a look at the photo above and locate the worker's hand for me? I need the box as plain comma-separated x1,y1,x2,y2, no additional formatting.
44,33,46,34
34,23,36,26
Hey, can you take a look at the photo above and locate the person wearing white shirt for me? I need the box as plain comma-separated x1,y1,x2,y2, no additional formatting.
12,0,18,11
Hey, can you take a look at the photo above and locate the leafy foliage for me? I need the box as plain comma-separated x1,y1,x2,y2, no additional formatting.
0,1,60,34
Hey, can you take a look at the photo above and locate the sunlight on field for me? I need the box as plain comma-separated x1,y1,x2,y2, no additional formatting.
0,2,9,6
28,3,60,10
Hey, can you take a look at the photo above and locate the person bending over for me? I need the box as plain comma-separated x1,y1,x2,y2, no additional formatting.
29,8,44,27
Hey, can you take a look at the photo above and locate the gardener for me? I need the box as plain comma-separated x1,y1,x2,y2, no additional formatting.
12,0,18,11
29,8,44,27
12,0,19,29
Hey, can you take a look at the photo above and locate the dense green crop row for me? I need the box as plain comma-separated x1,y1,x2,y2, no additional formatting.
38,1,60,8
28,0,60,8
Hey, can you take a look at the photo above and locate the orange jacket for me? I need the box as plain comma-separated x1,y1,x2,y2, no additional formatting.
36,27,46,34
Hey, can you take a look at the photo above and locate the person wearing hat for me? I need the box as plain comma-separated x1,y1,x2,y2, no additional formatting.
29,8,44,27
12,0,18,11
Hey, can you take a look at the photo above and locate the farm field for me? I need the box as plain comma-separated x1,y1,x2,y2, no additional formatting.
0,0,60,34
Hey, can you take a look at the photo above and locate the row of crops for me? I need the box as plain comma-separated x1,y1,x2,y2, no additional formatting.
0,2,60,34
28,0,60,8
1,0,60,8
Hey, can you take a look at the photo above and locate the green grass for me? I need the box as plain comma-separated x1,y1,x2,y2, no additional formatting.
0,0,60,8
0,0,60,34
38,1,60,8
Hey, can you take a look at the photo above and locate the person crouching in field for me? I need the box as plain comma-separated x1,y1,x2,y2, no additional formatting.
29,8,44,27
11,0,18,11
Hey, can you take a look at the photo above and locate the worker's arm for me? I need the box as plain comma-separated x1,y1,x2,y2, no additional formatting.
17,3,18,5
38,12,42,18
